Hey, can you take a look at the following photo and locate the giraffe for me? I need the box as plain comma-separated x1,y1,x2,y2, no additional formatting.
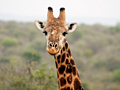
35,7,84,90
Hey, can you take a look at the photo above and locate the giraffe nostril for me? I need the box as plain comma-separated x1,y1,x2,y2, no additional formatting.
49,42,58,48
50,43,52,47
55,44,57,48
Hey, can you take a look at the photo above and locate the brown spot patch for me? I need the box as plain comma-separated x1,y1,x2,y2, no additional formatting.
61,53,65,63
61,87,66,90
67,75,72,84
61,50,62,53
55,61,58,68
73,67,76,75
70,59,75,65
66,64,72,73
58,59,60,63
60,77,66,87
57,55,61,60
74,78,81,90
62,47,65,51
59,65,65,74
57,72,59,78
68,49,71,56
57,55,61,63
65,42,68,49
67,53,69,57
67,87,70,90
65,59,69,64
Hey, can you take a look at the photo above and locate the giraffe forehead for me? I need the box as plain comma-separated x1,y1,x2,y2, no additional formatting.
46,19,66,33
47,26,64,41
47,25,64,33
46,20,66,42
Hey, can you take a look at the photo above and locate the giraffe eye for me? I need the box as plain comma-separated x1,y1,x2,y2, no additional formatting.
62,32,67,36
43,31,47,36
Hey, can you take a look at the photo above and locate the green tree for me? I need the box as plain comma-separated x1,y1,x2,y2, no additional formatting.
82,82,90,90
0,57,10,63
1,38,18,47
113,69,120,83
23,50,41,62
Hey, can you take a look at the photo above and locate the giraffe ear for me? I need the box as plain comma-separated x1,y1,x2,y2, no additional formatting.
35,20,45,31
67,23,77,33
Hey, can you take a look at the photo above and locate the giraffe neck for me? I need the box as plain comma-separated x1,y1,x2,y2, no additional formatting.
54,41,84,90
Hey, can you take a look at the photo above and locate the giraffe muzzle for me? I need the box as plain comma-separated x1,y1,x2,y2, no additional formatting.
46,42,59,55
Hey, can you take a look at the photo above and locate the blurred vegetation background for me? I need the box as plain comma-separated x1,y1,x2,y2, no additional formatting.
0,20,120,90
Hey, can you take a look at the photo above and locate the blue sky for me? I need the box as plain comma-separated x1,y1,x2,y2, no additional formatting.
0,0,120,25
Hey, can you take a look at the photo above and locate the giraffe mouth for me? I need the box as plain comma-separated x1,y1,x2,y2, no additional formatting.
46,47,59,55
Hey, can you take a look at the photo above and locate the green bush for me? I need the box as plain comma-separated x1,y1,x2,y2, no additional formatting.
1,38,18,47
13,30,27,38
10,77,27,90
105,58,120,71
93,57,120,71
33,63,58,90
0,57,10,63
93,60,105,68
30,40,46,52
82,82,90,90
112,69,120,83
6,63,58,90
83,49,93,58
115,25,120,32
23,50,41,62
66,28,82,43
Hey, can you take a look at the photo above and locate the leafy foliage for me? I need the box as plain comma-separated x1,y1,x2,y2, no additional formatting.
113,69,120,83
23,50,41,62
93,57,120,71
0,57,10,63
82,82,90,90
0,62,58,90
115,24,120,32
1,38,18,47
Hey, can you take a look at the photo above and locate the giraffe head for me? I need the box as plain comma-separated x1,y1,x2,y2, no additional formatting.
35,7,77,55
